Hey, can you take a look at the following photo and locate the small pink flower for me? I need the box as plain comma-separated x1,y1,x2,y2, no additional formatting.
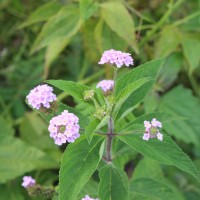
142,118,163,141
48,110,80,145
98,49,133,68
143,133,150,141
96,80,114,93
22,176,36,188
26,84,56,110
82,195,98,200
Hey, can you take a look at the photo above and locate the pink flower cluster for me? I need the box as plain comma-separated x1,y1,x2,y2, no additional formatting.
22,176,36,188
96,80,114,92
48,110,80,145
26,84,56,110
98,49,133,68
82,195,98,200
143,118,163,141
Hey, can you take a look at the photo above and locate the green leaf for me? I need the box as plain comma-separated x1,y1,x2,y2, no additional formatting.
19,1,61,28
98,163,129,200
113,77,152,116
59,135,104,200
85,115,109,143
79,0,98,20
85,118,100,143
133,158,163,180
0,136,58,183
46,80,90,102
45,37,70,68
158,52,182,89
118,134,200,181
0,117,14,138
181,34,200,72
130,178,176,200
100,1,138,52
115,58,164,120
94,19,127,52
132,158,185,200
155,26,180,57
31,6,81,53
19,113,62,162
159,85,200,146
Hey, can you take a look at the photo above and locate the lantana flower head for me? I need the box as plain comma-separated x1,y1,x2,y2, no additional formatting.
96,80,114,93
143,118,163,141
98,49,133,68
26,84,57,110
48,110,80,145
82,195,98,200
22,176,36,188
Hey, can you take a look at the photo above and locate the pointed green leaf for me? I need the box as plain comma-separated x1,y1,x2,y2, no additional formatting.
119,134,200,181
98,163,129,200
115,58,164,120
100,1,138,52
31,6,81,53
46,80,90,102
45,37,70,68
113,77,152,116
59,135,104,200
79,0,98,20
19,1,61,28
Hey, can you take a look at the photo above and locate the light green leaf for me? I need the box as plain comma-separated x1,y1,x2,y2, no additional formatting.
115,58,164,120
131,178,176,200
31,6,81,53
182,34,200,72
0,117,14,138
79,0,98,20
59,135,104,200
159,85,200,146
19,1,61,28
155,26,180,57
119,134,200,181
98,163,129,200
114,77,152,116
45,37,70,68
100,1,138,52
0,136,58,183
46,80,90,102
94,19,127,52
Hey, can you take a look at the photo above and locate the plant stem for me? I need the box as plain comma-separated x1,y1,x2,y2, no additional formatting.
106,117,114,162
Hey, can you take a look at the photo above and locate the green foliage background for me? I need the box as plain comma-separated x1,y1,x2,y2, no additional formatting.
0,0,200,199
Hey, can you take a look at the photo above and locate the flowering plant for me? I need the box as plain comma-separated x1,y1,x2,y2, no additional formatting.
21,49,200,200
